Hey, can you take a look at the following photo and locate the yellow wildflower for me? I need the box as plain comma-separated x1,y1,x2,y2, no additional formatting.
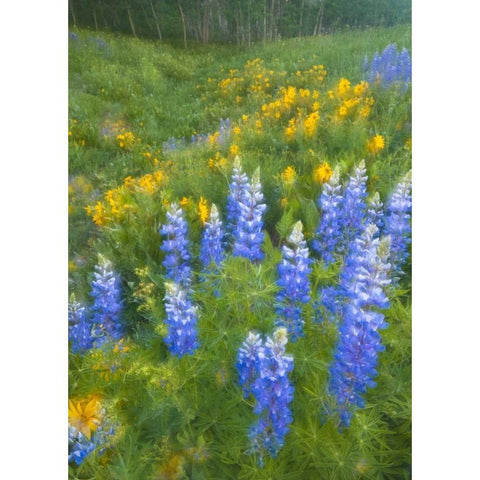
360,105,371,118
281,166,296,185
86,201,107,226
338,106,348,118
123,176,135,188
337,78,351,97
313,162,333,184
304,111,320,137
353,81,369,96
233,126,241,135
284,118,296,140
68,130,72,136
366,134,385,154
281,197,288,208
138,173,155,193
235,96,242,103
404,137,412,151
242,115,249,122
68,396,102,439
327,90,334,99
180,196,190,207
229,144,240,156
255,119,262,131
198,197,209,226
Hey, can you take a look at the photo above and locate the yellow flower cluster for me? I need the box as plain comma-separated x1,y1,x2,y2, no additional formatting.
366,134,385,154
217,58,276,99
198,197,209,225
86,170,166,226
91,339,131,381
68,396,102,438
304,110,320,137
208,152,227,171
116,130,136,149
281,166,296,185
328,79,374,121
313,162,333,183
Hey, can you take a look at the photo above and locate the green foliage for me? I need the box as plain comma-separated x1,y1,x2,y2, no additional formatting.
69,25,411,478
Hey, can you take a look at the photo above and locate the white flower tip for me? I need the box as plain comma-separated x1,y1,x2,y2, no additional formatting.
288,221,304,245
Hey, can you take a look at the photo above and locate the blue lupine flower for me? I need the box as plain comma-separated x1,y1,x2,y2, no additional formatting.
200,203,225,271
68,426,96,465
384,171,412,279
328,225,391,428
318,285,344,322
90,260,124,347
364,43,412,90
232,167,266,262
68,416,116,465
226,156,250,240
163,282,199,357
242,328,294,465
340,160,368,251
236,331,263,398
68,297,93,353
218,118,231,145
312,168,343,264
159,203,192,287
366,192,384,234
275,221,312,341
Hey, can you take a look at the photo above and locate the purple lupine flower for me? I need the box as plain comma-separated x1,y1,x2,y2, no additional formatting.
163,282,199,357
341,160,368,251
366,192,384,234
236,331,263,398
384,171,412,279
90,259,124,347
274,221,312,341
226,157,250,240
312,167,343,264
328,225,391,428
200,203,225,271
365,44,412,90
232,166,266,262
159,203,192,288
247,328,294,465
68,296,93,353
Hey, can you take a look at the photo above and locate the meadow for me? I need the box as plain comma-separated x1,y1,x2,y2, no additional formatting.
68,23,412,479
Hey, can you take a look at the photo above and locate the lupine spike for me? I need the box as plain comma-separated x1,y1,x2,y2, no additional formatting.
341,160,368,251
89,259,124,347
237,328,294,465
226,156,250,240
384,171,412,279
328,224,391,428
159,203,192,287
232,165,266,262
200,203,225,271
163,281,199,357
313,167,343,264
367,192,384,234
364,43,412,90
68,295,93,353
275,221,312,341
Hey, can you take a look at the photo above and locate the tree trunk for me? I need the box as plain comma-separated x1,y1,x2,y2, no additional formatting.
298,0,305,37
314,0,326,36
127,8,137,37
149,1,163,40
178,1,188,49
69,0,77,27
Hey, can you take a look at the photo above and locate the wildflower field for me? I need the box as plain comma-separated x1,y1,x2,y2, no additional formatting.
69,24,412,479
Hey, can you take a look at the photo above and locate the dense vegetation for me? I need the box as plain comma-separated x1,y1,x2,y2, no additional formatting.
69,0,411,44
69,23,411,479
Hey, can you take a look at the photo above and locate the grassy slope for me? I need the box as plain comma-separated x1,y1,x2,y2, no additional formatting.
69,24,411,180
